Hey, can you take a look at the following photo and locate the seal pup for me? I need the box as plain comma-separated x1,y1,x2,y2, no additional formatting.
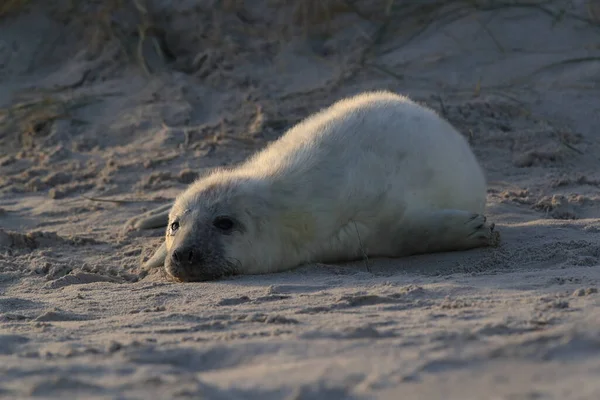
131,90,499,282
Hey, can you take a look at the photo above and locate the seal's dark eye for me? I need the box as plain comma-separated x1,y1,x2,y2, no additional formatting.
170,221,179,233
213,216,234,232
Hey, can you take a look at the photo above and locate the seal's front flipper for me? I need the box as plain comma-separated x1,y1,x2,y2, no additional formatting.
403,209,500,255
134,210,170,230
142,241,168,270
126,203,172,231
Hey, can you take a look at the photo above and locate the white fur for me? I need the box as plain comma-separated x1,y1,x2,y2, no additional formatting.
157,91,495,278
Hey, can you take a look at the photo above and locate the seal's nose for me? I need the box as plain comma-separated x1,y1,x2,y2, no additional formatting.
171,247,198,265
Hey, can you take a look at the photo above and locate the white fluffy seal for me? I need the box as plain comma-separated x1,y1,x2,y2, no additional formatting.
131,91,499,282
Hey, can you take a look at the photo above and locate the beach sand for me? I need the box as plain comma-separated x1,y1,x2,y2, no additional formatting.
1,1,600,398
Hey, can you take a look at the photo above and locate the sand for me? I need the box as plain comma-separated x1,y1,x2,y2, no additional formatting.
1,0,600,398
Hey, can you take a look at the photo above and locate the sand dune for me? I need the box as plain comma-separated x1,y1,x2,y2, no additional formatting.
1,1,600,398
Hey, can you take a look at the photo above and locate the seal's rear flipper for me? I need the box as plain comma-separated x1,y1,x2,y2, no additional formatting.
142,241,168,270
126,203,172,231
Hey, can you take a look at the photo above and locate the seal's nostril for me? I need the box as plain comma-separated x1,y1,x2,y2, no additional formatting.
171,248,197,265
172,250,180,263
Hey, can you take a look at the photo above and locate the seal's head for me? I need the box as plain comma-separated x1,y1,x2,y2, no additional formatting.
163,172,272,282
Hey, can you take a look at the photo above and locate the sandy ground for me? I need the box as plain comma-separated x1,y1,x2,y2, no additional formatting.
1,0,600,398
